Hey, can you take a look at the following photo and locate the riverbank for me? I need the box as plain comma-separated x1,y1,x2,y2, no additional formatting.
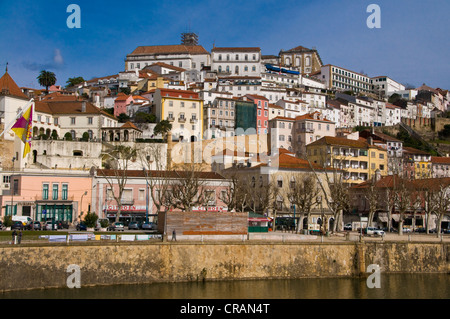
0,237,448,292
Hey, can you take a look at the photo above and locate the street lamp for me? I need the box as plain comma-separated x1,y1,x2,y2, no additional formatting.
10,157,15,217
80,191,88,222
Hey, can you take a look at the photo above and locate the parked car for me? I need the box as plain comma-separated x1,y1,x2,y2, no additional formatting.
76,222,87,231
141,222,157,230
32,221,42,231
402,227,412,233
344,224,352,231
56,220,69,229
364,227,385,236
128,221,140,230
11,221,24,230
44,222,58,231
108,222,124,231
442,229,450,234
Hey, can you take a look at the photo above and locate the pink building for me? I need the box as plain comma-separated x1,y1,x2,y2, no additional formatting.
114,92,133,117
245,94,269,134
0,171,93,223
93,169,231,224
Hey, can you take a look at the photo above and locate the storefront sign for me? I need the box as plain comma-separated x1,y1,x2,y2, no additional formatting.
192,206,228,212
104,205,146,212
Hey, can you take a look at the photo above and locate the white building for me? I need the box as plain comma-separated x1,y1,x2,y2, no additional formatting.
371,76,406,98
125,43,210,82
320,64,372,95
211,47,261,78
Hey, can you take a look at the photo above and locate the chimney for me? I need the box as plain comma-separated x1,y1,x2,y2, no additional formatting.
375,169,381,181
81,101,86,112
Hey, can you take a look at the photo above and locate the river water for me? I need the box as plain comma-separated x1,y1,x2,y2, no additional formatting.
1,273,449,299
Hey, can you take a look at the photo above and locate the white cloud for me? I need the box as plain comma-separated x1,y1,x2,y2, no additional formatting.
53,49,64,65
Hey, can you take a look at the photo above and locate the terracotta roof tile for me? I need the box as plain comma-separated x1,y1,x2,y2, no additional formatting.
130,45,209,56
0,71,29,100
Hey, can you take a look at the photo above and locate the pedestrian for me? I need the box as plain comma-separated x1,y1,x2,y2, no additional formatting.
18,230,22,244
12,230,17,245
172,229,176,241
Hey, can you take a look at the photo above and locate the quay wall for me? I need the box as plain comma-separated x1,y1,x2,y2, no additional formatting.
0,241,448,292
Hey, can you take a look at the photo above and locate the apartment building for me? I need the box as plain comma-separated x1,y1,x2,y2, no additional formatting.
203,97,236,139
370,76,405,98
244,94,269,134
306,136,388,185
153,88,203,142
402,147,432,179
431,156,450,178
320,64,372,94
211,47,261,77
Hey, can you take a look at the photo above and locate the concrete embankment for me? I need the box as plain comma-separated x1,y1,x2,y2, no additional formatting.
0,241,448,292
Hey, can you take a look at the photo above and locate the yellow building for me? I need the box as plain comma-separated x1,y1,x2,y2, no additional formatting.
306,136,388,185
153,88,203,142
403,147,432,179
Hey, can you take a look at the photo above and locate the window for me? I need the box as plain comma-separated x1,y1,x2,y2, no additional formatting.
169,101,173,107
71,117,76,125
88,117,93,125
181,102,185,108
54,118,59,125
42,184,49,200
62,184,68,200
52,184,59,200
138,189,145,201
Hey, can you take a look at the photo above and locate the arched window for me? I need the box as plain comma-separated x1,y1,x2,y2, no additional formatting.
70,130,76,140
218,66,222,73
285,57,291,66
305,56,311,67
226,65,230,73
235,66,239,74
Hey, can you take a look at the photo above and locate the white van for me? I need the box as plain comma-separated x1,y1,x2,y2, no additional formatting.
12,216,32,226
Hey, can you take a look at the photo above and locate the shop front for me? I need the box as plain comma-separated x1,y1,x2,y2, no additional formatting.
104,205,156,225
35,202,74,222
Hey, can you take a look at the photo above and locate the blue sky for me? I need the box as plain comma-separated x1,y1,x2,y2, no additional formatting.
1,0,449,90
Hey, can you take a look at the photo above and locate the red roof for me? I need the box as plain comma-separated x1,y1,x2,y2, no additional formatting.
0,71,28,100
431,156,450,164
130,45,209,56
158,88,199,99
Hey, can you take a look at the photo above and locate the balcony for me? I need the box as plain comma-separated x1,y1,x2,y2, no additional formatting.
178,117,186,123
190,118,198,124
297,127,314,134
120,198,134,205
167,117,175,122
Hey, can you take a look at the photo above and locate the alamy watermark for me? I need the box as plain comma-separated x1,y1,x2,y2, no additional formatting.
66,4,81,29
66,264,81,288
366,4,381,29
366,264,381,288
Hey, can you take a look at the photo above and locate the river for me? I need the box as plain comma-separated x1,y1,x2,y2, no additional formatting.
1,273,448,299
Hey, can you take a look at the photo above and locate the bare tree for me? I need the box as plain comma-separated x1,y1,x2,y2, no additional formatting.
245,173,278,215
101,145,137,223
392,176,414,236
286,173,321,232
364,177,382,227
431,179,450,237
306,156,349,233
170,163,208,212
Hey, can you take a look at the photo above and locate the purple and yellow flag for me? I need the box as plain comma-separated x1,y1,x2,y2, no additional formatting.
11,102,33,158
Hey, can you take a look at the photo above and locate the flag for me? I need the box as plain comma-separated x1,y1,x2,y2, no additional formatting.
11,102,34,158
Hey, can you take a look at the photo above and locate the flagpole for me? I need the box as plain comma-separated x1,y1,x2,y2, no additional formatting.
0,98,34,138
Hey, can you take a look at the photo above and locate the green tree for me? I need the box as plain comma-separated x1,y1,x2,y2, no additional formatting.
64,132,73,141
83,211,98,228
135,112,157,123
37,70,56,93
81,132,90,142
120,87,131,95
117,113,130,123
66,76,85,88
154,120,172,141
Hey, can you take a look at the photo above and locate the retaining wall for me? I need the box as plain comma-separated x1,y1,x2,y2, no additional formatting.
0,241,448,292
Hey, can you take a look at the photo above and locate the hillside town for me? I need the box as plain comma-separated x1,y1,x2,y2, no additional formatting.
1,32,450,237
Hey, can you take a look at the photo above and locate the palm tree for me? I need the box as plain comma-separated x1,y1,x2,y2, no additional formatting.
153,120,172,142
37,70,56,94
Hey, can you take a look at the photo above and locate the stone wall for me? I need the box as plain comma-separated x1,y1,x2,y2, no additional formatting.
0,241,448,292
